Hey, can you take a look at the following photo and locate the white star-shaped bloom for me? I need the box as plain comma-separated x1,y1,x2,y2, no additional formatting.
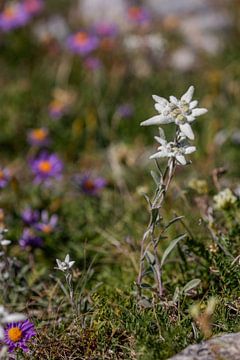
141,86,208,140
56,254,75,272
150,136,196,165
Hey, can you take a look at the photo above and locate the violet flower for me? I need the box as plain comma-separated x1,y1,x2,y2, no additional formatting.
66,31,99,56
30,152,63,184
0,168,10,189
19,228,43,249
35,210,58,234
4,319,36,353
127,6,151,25
27,128,49,147
74,174,106,196
21,208,40,226
0,3,30,32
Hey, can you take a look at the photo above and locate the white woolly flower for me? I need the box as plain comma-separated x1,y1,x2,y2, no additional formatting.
150,136,196,165
0,227,11,247
213,188,237,210
56,254,75,272
141,86,208,140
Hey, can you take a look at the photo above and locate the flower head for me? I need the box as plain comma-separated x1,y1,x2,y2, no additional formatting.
127,6,151,25
141,86,208,140
74,174,106,196
0,3,29,32
56,254,75,272
35,210,58,234
19,228,43,249
66,31,99,56
48,99,66,120
150,134,196,165
4,319,36,353
27,128,49,147
116,103,134,119
214,188,237,210
0,167,10,189
0,227,11,247
0,307,26,341
93,22,118,38
30,152,63,184
23,0,43,16
21,208,40,226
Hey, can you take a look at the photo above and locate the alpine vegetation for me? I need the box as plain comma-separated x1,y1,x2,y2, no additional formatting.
137,86,207,303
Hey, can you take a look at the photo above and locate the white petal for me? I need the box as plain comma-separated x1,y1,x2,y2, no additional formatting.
0,327,4,340
154,103,166,113
169,96,178,105
184,146,196,154
154,136,167,145
189,100,198,109
150,150,169,159
179,123,195,140
186,115,195,122
65,254,70,263
192,108,208,116
152,95,168,105
69,261,75,268
0,240,11,246
181,85,194,103
176,155,187,165
141,115,173,126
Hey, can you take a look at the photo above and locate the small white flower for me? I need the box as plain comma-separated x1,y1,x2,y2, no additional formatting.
213,188,237,210
150,136,196,165
56,254,75,272
141,86,208,140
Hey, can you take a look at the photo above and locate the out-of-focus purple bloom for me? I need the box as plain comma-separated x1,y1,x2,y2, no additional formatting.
75,174,106,196
4,319,36,353
116,103,134,118
30,152,63,184
0,3,30,32
23,0,43,16
27,128,49,147
93,22,118,38
84,57,102,71
66,31,99,56
21,208,39,226
35,210,58,234
0,167,10,189
127,6,151,25
19,228,43,249
48,100,65,120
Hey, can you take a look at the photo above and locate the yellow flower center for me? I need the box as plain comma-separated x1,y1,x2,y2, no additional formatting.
0,170,4,179
32,129,47,141
8,327,22,342
84,180,95,191
42,224,52,234
75,32,88,45
38,161,52,173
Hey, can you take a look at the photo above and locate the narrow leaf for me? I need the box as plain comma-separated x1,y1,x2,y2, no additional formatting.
164,216,185,231
151,170,161,185
182,279,201,294
160,234,187,267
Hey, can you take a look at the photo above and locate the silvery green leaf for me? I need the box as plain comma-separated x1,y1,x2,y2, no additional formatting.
138,298,152,308
173,286,180,303
151,170,161,185
146,251,155,265
182,279,201,294
160,234,187,267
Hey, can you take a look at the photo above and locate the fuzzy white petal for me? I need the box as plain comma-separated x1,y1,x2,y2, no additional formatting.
181,85,194,103
192,108,208,116
150,150,169,159
3,313,26,323
176,155,187,165
154,136,167,145
141,115,172,126
152,95,168,105
169,96,178,105
189,100,198,109
179,123,195,140
185,146,196,154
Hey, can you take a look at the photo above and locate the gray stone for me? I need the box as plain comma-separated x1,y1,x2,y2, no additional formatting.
169,333,240,360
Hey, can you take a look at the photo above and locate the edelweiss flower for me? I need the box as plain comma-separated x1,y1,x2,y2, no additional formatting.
56,254,75,272
141,86,207,140
150,136,196,165
213,188,237,210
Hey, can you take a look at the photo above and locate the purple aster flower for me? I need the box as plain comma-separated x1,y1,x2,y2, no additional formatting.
23,0,44,16
93,23,118,38
35,210,58,234
74,174,106,196
30,152,63,184
66,31,99,56
127,6,151,25
0,167,10,189
27,128,49,147
19,228,43,249
4,319,36,353
84,57,102,71
0,3,30,32
48,100,65,120
116,103,134,118
21,208,39,226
